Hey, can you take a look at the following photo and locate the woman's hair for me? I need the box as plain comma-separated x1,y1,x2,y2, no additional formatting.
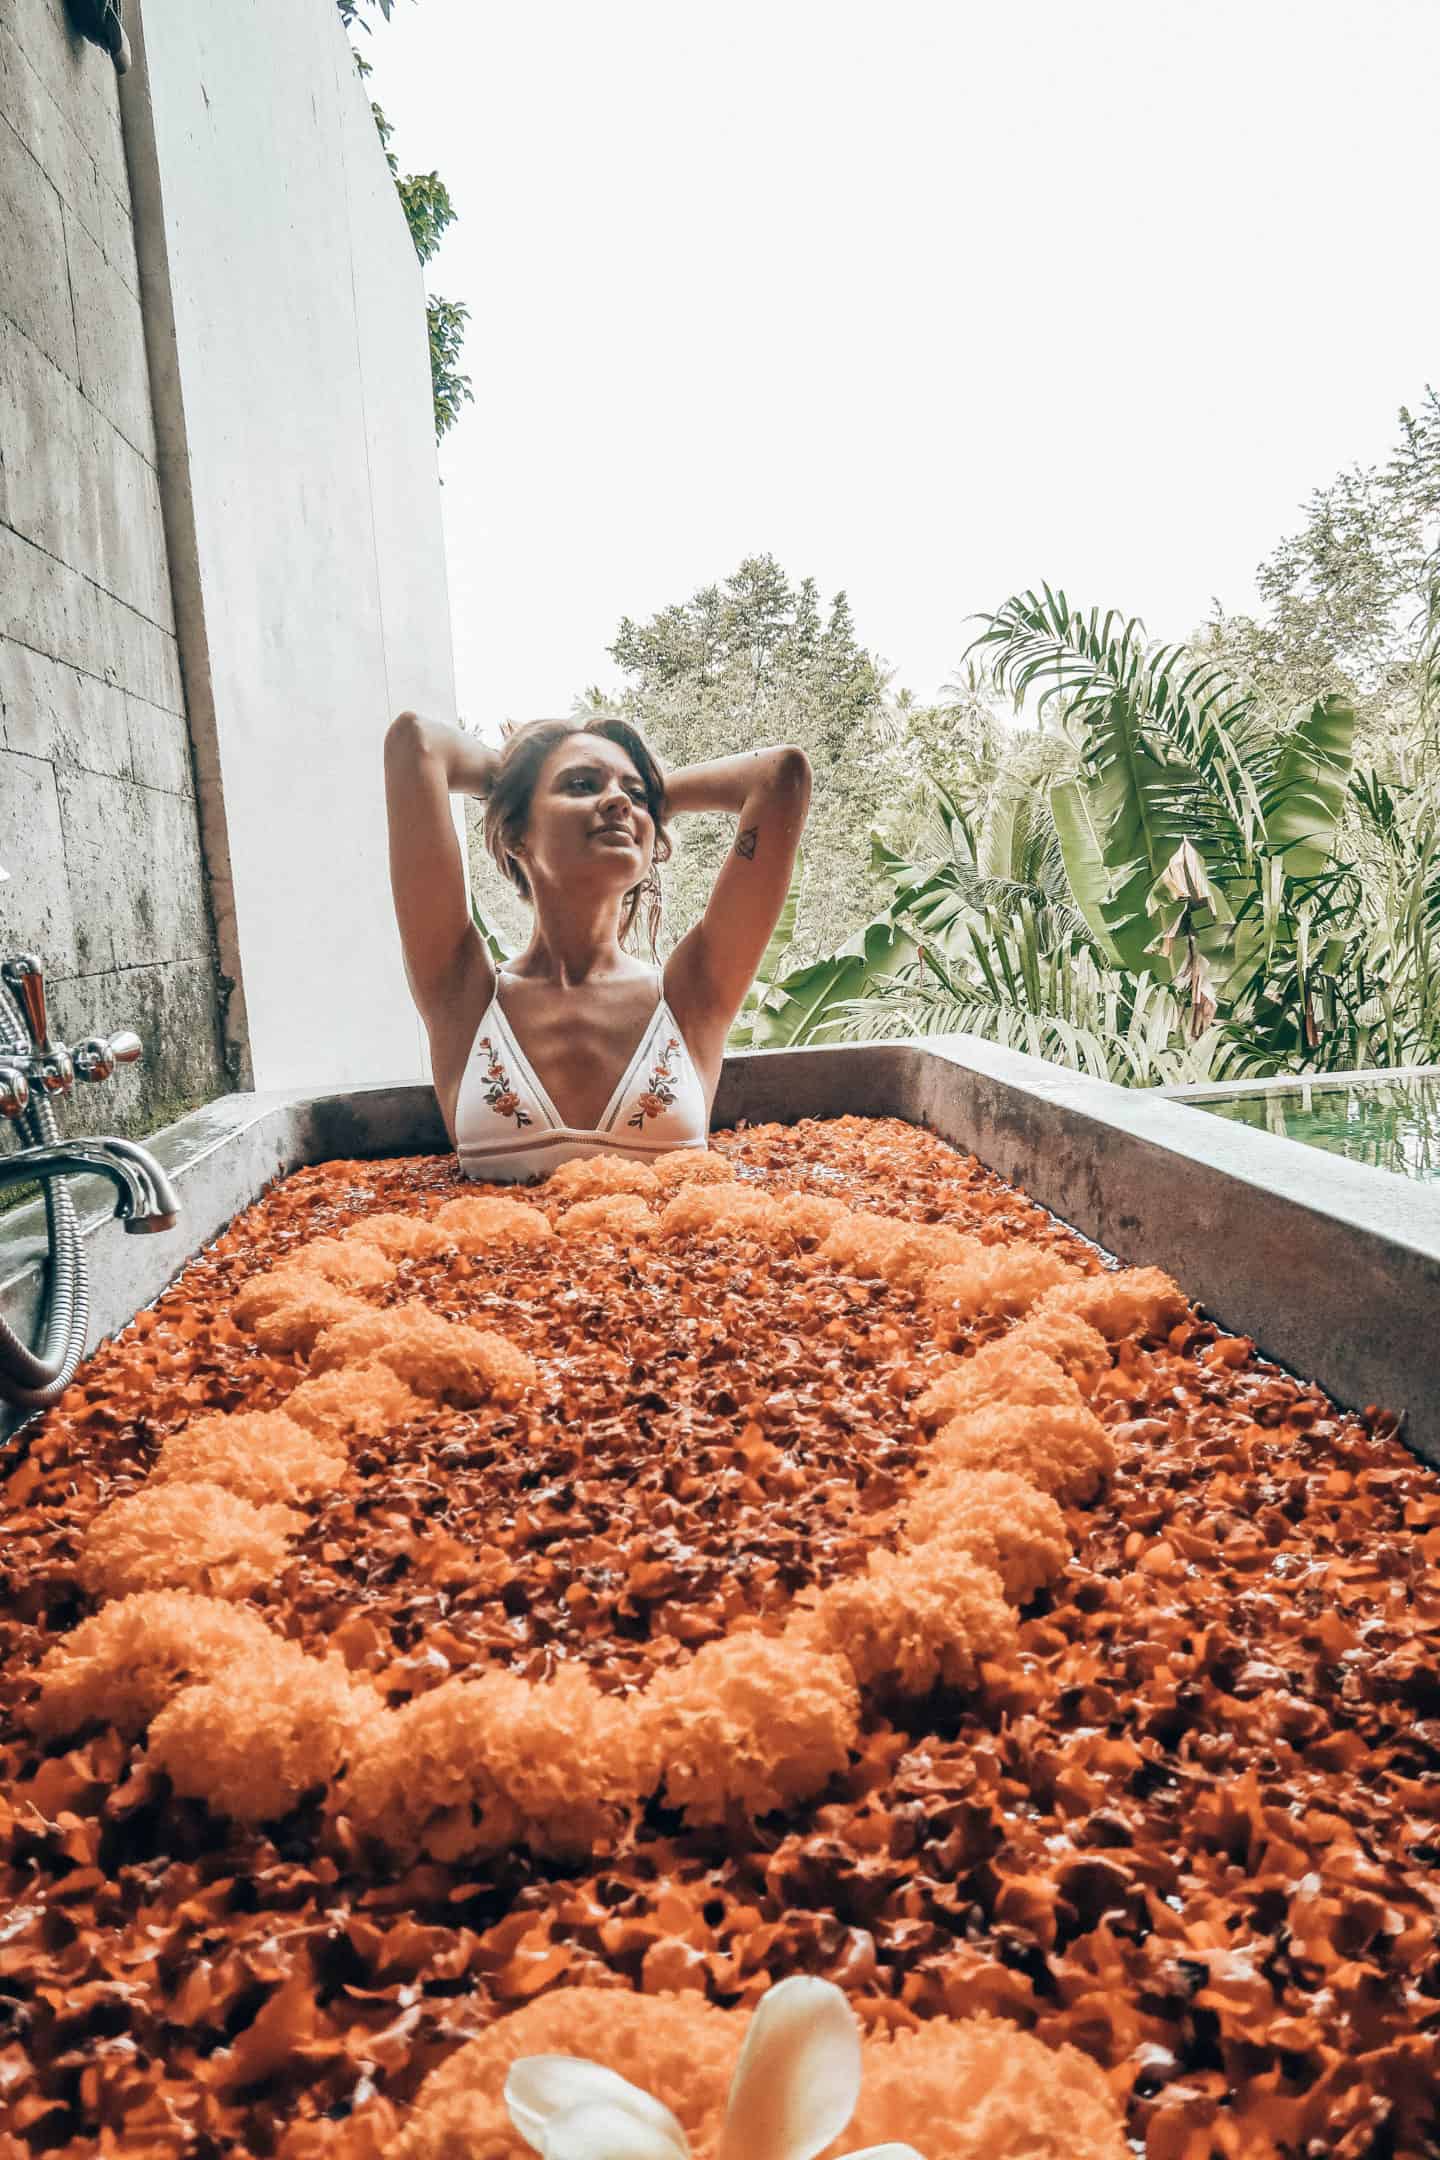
483,716,671,956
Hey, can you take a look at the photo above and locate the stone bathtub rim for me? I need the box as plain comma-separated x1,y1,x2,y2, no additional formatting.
2,1034,1438,1462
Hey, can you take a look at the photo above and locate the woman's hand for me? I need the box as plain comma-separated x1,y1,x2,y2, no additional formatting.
390,712,501,800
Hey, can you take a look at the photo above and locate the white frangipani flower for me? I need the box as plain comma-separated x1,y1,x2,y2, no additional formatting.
503,1975,922,2160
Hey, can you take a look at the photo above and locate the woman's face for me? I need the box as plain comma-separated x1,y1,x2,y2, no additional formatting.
515,732,655,895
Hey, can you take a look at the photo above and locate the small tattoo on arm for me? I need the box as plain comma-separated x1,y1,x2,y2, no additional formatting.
735,826,758,860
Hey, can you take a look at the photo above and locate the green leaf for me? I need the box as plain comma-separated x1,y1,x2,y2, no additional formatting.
1262,694,1357,879
752,915,917,1047
1049,775,1125,965
469,893,514,966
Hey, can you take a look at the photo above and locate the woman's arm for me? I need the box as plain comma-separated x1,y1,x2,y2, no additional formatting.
664,745,804,822
402,713,502,799
383,711,497,1015
664,743,812,1040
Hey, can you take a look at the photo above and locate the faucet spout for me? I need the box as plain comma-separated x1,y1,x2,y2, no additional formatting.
93,1136,180,1230
0,1140,176,1232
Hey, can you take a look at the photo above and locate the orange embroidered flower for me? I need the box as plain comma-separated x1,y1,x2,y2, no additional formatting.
629,1038,682,1128
476,1037,531,1127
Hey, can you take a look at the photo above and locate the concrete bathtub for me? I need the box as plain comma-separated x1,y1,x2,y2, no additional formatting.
3,1036,1438,1461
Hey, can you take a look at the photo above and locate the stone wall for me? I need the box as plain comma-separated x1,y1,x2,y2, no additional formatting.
0,0,228,1155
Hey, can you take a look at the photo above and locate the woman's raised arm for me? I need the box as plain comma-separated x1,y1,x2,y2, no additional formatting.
383,711,498,1017
664,743,812,1033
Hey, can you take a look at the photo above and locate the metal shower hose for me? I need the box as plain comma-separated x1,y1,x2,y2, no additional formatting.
0,974,89,1413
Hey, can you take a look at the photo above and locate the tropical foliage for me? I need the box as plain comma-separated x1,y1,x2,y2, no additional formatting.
338,0,473,440
600,556,907,969
733,391,1440,1081
467,394,1439,1081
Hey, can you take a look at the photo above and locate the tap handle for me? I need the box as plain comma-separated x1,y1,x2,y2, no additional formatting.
0,1063,29,1117
2,955,48,1051
73,1031,143,1083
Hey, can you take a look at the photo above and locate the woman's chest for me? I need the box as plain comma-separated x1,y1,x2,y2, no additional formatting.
440,980,721,1149
501,984,665,1125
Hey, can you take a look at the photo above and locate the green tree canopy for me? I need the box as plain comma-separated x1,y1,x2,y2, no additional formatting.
601,555,908,966
1202,386,1439,763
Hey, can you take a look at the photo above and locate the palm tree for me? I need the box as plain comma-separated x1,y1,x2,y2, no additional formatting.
752,587,1379,1085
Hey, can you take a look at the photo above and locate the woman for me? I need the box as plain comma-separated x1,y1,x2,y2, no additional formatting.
383,710,811,1181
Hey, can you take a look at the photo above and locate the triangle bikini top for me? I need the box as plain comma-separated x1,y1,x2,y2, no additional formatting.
452,969,710,1184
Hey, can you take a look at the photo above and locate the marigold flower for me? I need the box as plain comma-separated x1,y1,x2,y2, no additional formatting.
394,1992,742,2160
345,1661,658,1864
1001,1308,1111,1391
792,1546,1017,1696
649,1149,737,1191
282,1360,426,1440
342,1671,524,1864
78,1481,302,1600
901,1469,1071,1602
880,1225,993,1296
771,1191,852,1244
231,1269,368,1354
656,1184,783,1243
1035,1265,1190,1343
28,1590,286,1740
932,1400,1115,1506
149,1408,344,1507
546,1155,662,1201
149,1647,381,1822
641,1631,859,1826
810,1214,980,1295
556,1195,657,1240
478,1662,659,1858
812,1211,914,1279
844,2010,1125,2158
504,1976,922,2160
273,1234,397,1290
394,1988,1126,2160
923,1245,1081,1333
431,1194,554,1250
310,1302,536,1407
914,1342,1087,1428
338,1210,454,1261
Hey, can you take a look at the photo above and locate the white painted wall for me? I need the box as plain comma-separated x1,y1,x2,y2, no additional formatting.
125,0,459,1092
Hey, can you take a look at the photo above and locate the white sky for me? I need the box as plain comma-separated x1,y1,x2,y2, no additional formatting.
364,0,1440,734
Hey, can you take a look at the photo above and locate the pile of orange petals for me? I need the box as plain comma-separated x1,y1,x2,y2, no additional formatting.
0,1115,1436,2160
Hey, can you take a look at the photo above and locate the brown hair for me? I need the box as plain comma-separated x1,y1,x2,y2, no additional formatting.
482,717,671,957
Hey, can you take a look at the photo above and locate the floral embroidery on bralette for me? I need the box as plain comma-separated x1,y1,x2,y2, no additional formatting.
628,1034,683,1128
476,1035,532,1126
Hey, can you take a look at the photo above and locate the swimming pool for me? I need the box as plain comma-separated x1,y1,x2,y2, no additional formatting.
1172,1067,1440,1185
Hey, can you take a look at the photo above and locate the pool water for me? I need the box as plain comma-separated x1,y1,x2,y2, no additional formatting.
1195,1074,1440,1182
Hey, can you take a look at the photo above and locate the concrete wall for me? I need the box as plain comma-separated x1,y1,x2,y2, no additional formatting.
0,0,227,1143
124,0,459,1095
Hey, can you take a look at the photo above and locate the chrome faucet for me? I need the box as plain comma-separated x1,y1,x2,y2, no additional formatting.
0,957,179,1232
1,952,182,1417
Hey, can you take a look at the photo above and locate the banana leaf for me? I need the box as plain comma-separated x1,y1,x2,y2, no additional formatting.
1047,703,1202,976
1261,693,1357,878
750,914,918,1048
